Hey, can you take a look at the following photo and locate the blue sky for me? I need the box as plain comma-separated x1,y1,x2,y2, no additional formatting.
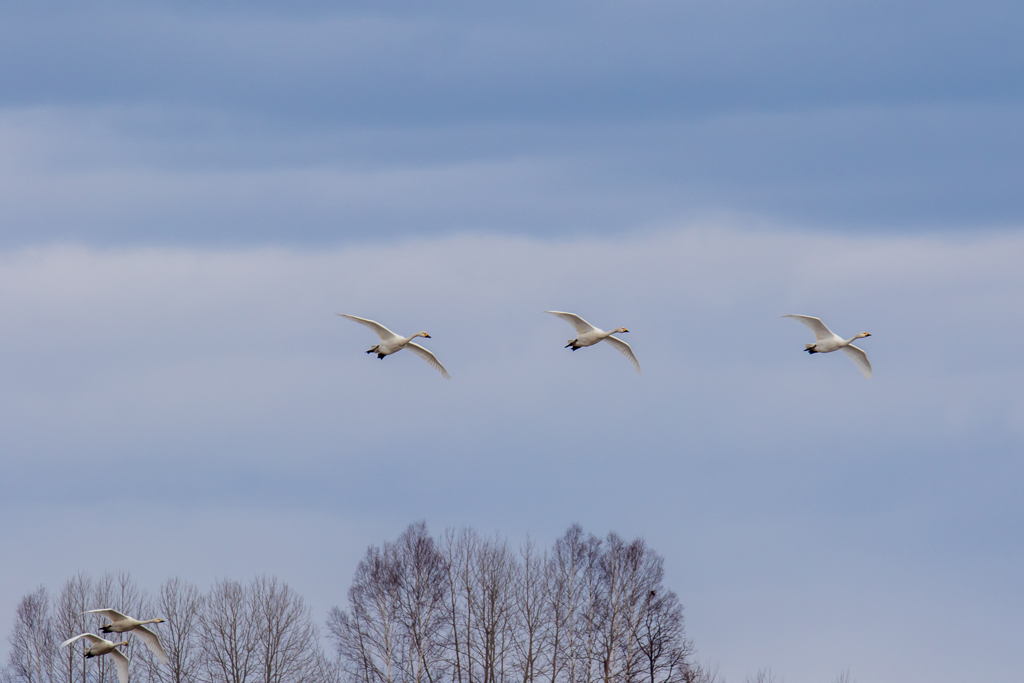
1,2,1023,682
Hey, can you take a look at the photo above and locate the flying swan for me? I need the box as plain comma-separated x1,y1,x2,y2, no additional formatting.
85,609,168,665
782,314,872,379
61,633,130,683
338,314,451,379
546,311,641,373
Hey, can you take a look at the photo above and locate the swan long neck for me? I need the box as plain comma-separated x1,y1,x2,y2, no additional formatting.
843,332,868,346
141,619,161,625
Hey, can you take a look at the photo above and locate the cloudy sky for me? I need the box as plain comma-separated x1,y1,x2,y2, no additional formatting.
2,2,1022,681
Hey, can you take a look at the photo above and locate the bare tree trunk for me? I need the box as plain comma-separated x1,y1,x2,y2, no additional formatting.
470,535,514,683
439,529,467,683
458,530,479,683
579,536,603,683
511,538,547,683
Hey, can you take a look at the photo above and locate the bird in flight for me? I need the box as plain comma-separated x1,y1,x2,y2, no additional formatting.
85,608,168,665
339,314,451,379
61,633,131,683
782,314,872,379
546,311,641,373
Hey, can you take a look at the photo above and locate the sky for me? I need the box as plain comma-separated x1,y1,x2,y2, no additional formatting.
1,2,1022,682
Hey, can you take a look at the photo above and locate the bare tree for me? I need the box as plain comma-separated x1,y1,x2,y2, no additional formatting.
88,571,145,683
200,579,259,683
4,522,707,683
393,523,450,683
4,587,55,683
577,534,604,683
439,528,481,683
328,541,403,683
595,534,635,683
510,538,548,683
135,577,201,683
633,590,693,683
250,575,319,683
52,572,93,683
544,525,600,683
470,535,515,683
329,524,452,683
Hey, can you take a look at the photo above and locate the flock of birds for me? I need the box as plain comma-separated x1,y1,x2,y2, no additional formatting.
58,313,870,681
339,311,874,379
61,609,167,683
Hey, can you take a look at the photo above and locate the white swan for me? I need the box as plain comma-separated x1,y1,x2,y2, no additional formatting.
61,633,130,683
783,314,872,379
85,609,168,665
546,311,641,373
338,314,451,379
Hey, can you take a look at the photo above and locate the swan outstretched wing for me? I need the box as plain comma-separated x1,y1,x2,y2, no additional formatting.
546,311,597,335
111,649,130,683
406,343,452,379
603,335,642,374
841,344,873,379
133,625,169,665
338,314,400,340
85,609,128,623
782,314,835,341
61,633,104,648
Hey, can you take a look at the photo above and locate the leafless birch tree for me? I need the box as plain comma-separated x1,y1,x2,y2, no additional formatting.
52,572,93,683
137,577,201,683
328,541,403,683
2,523,715,683
510,538,548,683
3,587,55,683
251,575,319,683
393,523,450,683
200,578,259,683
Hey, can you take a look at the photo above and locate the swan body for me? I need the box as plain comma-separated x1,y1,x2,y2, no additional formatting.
545,311,641,373
61,633,130,683
338,314,451,379
86,609,168,665
782,314,873,379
